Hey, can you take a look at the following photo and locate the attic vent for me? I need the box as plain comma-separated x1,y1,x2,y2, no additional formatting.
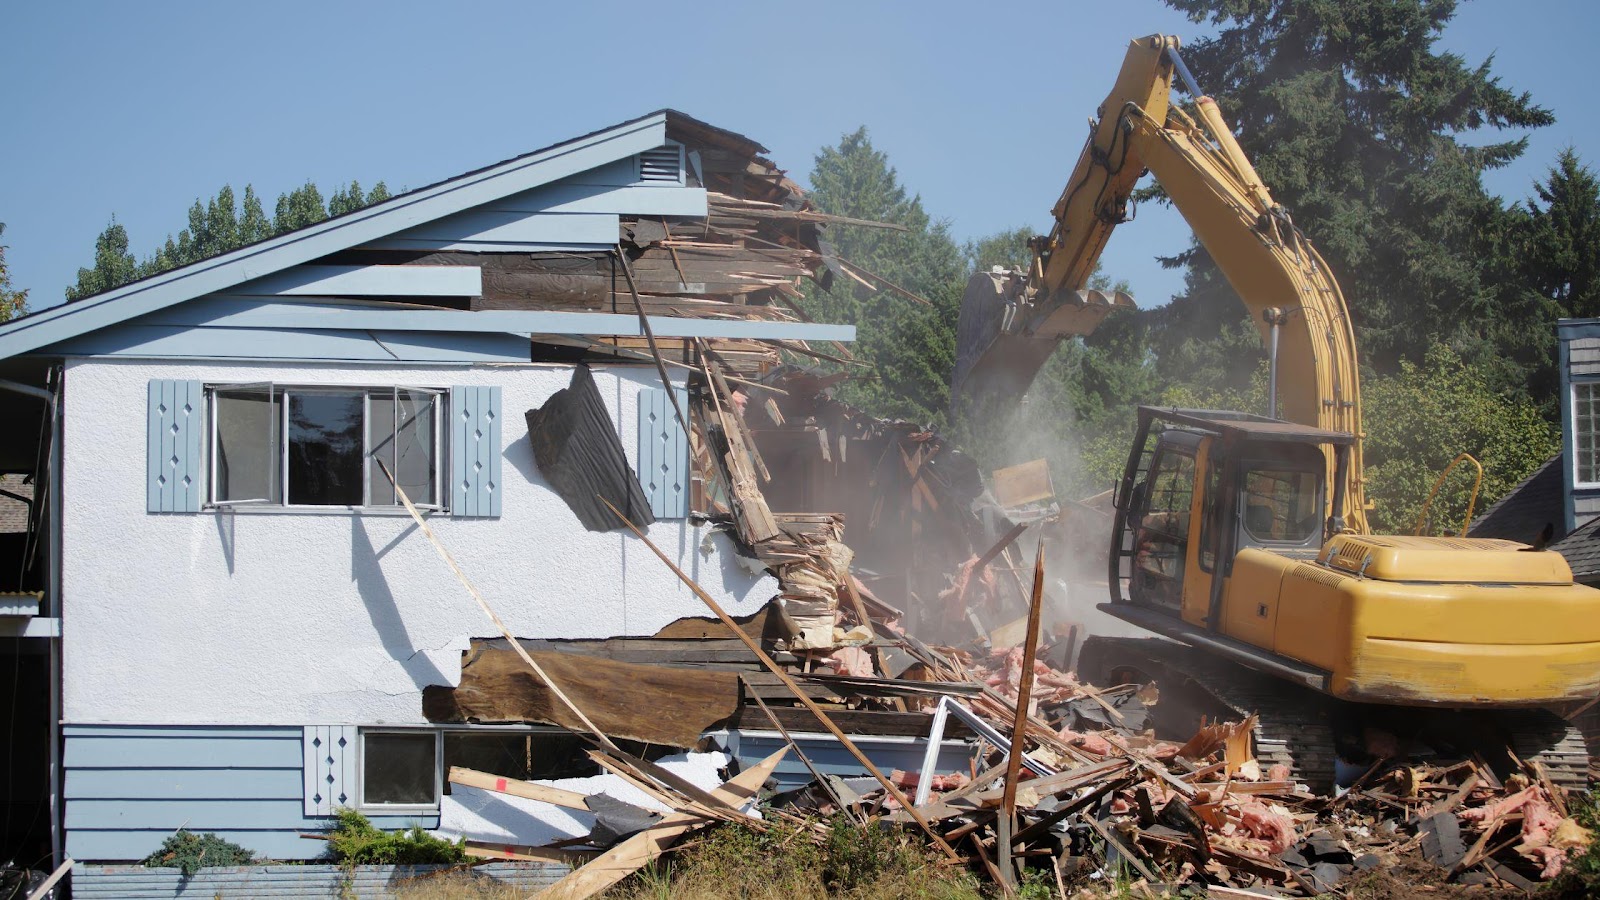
637,145,684,183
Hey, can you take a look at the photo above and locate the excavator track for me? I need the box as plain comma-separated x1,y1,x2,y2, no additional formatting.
1080,636,1591,794
1081,637,1339,791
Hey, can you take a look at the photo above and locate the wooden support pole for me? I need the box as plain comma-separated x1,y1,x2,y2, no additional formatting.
599,496,960,861
999,540,1048,885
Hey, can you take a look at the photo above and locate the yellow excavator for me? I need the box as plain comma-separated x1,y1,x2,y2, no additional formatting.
953,34,1600,788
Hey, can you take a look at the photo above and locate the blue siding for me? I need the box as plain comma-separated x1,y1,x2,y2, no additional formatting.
637,388,689,519
146,379,203,513
484,183,707,217
369,210,621,251
63,725,438,862
451,386,502,518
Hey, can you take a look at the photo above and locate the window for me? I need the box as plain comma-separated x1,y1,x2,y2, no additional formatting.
1577,382,1600,486
209,385,443,508
362,731,438,807
1133,450,1196,609
1240,466,1321,543
441,731,598,795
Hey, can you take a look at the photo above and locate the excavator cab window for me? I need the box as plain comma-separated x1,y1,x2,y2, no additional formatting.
1131,441,1198,612
1235,442,1325,551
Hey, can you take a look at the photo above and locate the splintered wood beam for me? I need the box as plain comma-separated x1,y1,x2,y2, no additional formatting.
598,496,960,861
998,541,1048,885
377,460,621,755
615,245,689,436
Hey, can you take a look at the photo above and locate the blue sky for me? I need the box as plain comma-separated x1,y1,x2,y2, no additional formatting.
2,1,1594,311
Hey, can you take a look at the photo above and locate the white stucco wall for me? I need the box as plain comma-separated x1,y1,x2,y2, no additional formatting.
60,358,777,725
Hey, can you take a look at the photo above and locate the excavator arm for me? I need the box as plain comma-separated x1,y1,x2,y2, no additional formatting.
952,34,1367,531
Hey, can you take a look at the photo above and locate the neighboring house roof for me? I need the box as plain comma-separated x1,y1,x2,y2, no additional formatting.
1467,453,1563,544
1553,515,1600,582
0,109,818,363
0,474,33,533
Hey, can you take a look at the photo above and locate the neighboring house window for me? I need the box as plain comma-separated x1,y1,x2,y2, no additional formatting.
1577,381,1600,486
209,385,444,508
361,730,438,808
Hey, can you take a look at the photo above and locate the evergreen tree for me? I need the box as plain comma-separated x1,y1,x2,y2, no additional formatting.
273,181,328,233
65,218,139,301
1159,0,1553,377
0,224,28,322
67,177,390,301
804,128,965,424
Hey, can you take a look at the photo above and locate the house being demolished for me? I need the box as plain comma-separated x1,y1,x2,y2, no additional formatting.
0,110,1122,893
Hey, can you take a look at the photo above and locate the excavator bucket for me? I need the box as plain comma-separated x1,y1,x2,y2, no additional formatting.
950,269,1133,419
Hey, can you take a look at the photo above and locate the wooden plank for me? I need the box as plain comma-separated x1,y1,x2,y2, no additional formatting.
532,747,788,900
447,767,591,811
992,459,1055,508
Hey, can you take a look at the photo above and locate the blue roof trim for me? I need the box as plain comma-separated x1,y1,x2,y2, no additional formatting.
0,112,673,362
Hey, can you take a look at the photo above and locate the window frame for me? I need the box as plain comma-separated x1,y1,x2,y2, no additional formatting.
355,724,600,813
1574,379,1600,488
204,383,447,511
357,728,442,813
1236,459,1324,547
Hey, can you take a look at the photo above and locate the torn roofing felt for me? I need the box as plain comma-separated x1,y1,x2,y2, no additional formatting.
526,364,655,532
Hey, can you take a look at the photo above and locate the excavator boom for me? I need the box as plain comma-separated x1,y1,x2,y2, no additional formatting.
952,34,1366,531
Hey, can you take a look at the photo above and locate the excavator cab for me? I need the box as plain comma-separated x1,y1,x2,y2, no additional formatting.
1111,407,1353,633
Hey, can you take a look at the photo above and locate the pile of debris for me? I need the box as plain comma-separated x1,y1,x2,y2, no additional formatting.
421,511,1593,899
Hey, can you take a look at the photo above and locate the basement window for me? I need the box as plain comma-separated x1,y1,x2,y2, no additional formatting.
1576,381,1600,486
208,385,444,509
362,730,438,808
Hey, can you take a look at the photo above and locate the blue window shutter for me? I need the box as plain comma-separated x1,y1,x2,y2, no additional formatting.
450,386,501,518
302,725,356,816
637,387,689,519
147,379,203,513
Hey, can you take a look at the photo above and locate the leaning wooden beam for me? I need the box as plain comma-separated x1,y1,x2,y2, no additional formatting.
533,746,789,900
834,257,933,306
999,542,1048,884
378,461,622,755
447,766,590,811
599,496,960,861
615,245,689,436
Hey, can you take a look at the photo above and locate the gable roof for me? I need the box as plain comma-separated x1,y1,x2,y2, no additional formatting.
0,110,756,363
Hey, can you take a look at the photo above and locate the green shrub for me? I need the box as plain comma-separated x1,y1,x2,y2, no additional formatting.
324,808,466,866
140,830,257,876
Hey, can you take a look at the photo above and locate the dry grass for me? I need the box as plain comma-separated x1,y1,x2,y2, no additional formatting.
602,818,987,900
